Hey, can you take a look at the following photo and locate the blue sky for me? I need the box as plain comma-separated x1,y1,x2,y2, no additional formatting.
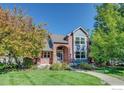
1,3,98,35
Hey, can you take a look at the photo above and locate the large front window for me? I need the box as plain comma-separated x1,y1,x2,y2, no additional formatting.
75,37,86,59
75,37,86,51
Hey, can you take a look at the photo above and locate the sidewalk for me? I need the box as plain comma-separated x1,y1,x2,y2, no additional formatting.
76,70,124,85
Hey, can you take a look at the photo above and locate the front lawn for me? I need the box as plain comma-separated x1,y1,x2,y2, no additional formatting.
0,69,104,85
109,71,124,81
96,67,124,81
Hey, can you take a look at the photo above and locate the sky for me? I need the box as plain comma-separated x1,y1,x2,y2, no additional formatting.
1,3,98,35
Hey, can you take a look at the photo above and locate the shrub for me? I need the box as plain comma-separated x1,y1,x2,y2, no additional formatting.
0,63,17,73
50,62,71,70
79,63,94,70
0,63,6,70
8,64,17,70
50,63,62,70
22,57,33,69
61,63,70,70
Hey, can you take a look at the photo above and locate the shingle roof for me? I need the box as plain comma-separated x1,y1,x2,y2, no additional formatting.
50,34,68,44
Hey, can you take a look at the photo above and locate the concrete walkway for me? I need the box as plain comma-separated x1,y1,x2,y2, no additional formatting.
76,70,124,85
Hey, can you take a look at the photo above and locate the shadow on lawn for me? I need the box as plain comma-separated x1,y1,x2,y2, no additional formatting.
0,68,25,75
96,67,123,74
0,69,10,74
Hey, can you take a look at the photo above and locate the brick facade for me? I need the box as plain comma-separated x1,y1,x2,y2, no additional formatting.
38,26,89,65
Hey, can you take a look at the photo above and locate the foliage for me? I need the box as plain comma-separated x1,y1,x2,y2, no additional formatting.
79,63,94,70
0,63,17,72
0,63,7,70
61,63,70,70
0,6,47,68
50,62,70,70
22,57,33,69
50,63,62,70
90,4,124,66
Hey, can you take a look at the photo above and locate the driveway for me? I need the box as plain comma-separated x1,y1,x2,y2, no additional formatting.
76,70,124,85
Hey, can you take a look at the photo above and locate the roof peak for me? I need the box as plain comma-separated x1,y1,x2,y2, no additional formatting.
66,26,88,36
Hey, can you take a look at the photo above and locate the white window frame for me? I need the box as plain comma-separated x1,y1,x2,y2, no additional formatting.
74,36,87,60
75,37,85,45
43,52,50,58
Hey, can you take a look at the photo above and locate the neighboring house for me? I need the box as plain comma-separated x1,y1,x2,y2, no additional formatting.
39,26,89,65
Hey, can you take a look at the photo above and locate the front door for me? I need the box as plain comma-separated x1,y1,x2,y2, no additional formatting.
57,50,63,62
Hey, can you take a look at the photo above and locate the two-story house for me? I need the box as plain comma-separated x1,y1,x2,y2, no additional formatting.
39,26,89,65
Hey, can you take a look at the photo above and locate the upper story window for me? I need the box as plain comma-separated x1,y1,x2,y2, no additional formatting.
74,37,86,59
75,37,80,44
81,38,85,44
75,37,85,45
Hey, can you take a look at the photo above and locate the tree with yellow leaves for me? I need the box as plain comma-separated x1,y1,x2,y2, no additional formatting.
0,6,47,68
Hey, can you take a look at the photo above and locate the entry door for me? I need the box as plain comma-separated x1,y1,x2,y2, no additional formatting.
57,50,63,61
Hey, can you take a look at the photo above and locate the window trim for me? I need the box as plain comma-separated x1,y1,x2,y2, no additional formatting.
75,37,85,45
81,51,85,58
75,51,86,59
74,36,87,60
75,52,80,58
81,38,85,44
75,37,80,44
43,52,50,58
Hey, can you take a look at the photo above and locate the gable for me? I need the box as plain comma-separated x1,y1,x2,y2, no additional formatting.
66,26,89,38
73,28,87,37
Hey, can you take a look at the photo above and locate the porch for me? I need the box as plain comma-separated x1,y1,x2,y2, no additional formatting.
39,44,70,64
55,46,69,63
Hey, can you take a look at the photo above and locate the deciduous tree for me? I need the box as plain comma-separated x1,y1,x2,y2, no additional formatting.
0,6,47,68
90,4,124,66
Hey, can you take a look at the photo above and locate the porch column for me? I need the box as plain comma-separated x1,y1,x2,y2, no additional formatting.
53,46,57,63
68,47,70,63
64,47,69,63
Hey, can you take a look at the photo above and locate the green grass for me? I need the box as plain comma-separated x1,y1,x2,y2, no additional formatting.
109,70,124,81
96,67,124,81
0,69,104,85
